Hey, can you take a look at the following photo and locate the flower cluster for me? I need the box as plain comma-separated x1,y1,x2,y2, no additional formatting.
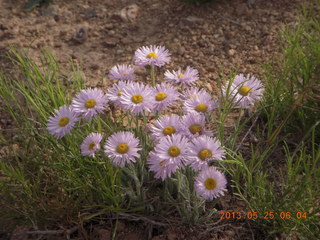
47,45,264,202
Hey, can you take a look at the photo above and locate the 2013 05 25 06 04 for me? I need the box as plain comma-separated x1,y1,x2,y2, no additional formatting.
219,211,308,220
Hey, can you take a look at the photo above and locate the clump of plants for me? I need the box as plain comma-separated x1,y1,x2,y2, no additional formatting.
0,45,264,231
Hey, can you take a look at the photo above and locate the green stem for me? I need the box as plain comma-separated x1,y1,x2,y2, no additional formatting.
150,66,155,87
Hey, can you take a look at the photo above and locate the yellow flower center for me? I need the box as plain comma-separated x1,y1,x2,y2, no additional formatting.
85,99,96,108
177,73,183,78
116,143,129,154
198,149,212,161
163,126,176,136
168,146,181,157
58,117,69,127
155,92,167,101
189,124,202,134
195,104,208,113
159,160,166,166
204,178,217,190
122,73,127,76
88,142,95,150
117,90,124,96
146,52,158,59
238,86,251,96
131,94,144,104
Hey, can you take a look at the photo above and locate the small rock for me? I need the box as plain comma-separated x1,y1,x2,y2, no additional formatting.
120,4,139,22
105,23,114,30
108,30,116,36
228,49,236,56
73,27,88,43
225,230,236,238
121,37,132,45
198,40,206,48
40,4,60,17
82,9,98,19
177,45,185,56
244,25,252,31
181,16,203,26
116,49,124,55
110,13,122,21
46,19,56,27
103,37,118,48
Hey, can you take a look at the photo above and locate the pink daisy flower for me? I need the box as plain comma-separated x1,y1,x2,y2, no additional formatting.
47,105,79,139
183,91,217,114
134,45,171,67
165,66,199,86
181,87,209,101
153,134,191,168
106,81,130,106
195,168,227,200
119,82,155,115
80,133,103,157
147,151,179,180
104,131,141,167
152,83,180,112
223,74,264,108
180,112,213,139
189,136,226,171
108,64,135,82
150,114,182,142
72,88,108,119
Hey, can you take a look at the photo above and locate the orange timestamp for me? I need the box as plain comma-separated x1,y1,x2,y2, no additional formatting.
219,211,308,220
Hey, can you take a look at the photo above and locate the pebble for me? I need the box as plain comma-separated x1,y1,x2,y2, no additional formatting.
105,23,114,30
73,27,88,43
228,49,236,56
177,45,185,56
120,4,139,22
103,37,118,48
181,16,203,26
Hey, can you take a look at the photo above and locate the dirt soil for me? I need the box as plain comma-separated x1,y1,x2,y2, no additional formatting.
0,0,305,239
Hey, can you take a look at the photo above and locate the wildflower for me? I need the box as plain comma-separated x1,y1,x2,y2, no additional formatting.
183,91,216,114
152,83,180,112
150,114,181,141
189,136,225,171
134,45,170,67
180,112,213,139
224,74,264,108
195,168,227,200
80,133,103,157
147,151,179,180
164,66,199,86
119,82,155,115
106,81,130,106
153,134,191,168
108,64,135,81
104,131,141,167
181,87,209,101
72,88,108,119
47,105,79,139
